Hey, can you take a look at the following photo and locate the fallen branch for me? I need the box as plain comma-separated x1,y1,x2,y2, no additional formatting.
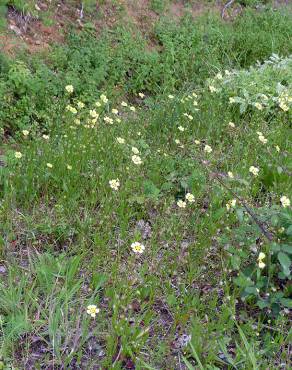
221,0,235,19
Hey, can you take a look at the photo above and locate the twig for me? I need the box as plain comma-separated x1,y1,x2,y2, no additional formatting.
221,0,235,19
80,2,84,19
214,174,274,242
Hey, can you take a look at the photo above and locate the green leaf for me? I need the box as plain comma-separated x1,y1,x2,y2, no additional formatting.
270,242,281,253
280,298,292,308
281,244,292,254
277,252,291,277
143,180,160,199
285,225,292,236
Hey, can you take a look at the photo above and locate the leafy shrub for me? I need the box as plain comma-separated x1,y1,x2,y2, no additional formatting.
207,54,292,114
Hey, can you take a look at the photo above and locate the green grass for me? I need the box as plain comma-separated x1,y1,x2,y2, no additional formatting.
0,2,291,368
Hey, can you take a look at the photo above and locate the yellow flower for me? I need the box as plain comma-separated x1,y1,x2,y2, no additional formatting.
112,108,119,115
67,165,72,170
280,196,290,208
204,145,212,153
275,145,280,153
121,101,128,107
109,179,120,191
129,106,136,112
22,130,29,136
131,147,139,154
257,252,266,269
15,151,22,159
193,100,198,106
65,85,74,93
131,242,145,254
194,140,200,145
86,304,100,318
185,193,195,203
177,200,186,208
132,155,142,165
47,163,53,168
116,137,125,144
249,166,259,177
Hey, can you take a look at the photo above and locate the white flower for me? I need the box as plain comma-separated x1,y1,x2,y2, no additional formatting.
194,140,200,145
66,105,77,114
178,126,185,132
129,106,136,112
280,196,290,208
204,145,212,153
22,130,29,136
228,171,234,179
104,116,113,124
257,252,266,269
168,94,174,99
132,155,142,165
77,101,85,109
131,147,139,154
258,135,267,144
15,151,22,159
116,137,125,144
109,179,120,191
228,122,235,128
87,304,100,318
42,134,49,140
209,85,217,93
229,97,236,104
249,166,259,177
226,199,236,210
254,102,263,110
95,101,102,107
89,109,98,118
138,92,145,98
131,242,145,254
275,145,280,153
175,139,180,144
215,73,223,80
47,163,53,168
112,108,119,115
121,101,128,107
185,193,195,203
100,94,108,103
65,85,74,93
177,200,186,208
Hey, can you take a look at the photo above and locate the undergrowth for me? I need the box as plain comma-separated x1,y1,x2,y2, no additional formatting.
0,3,291,369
